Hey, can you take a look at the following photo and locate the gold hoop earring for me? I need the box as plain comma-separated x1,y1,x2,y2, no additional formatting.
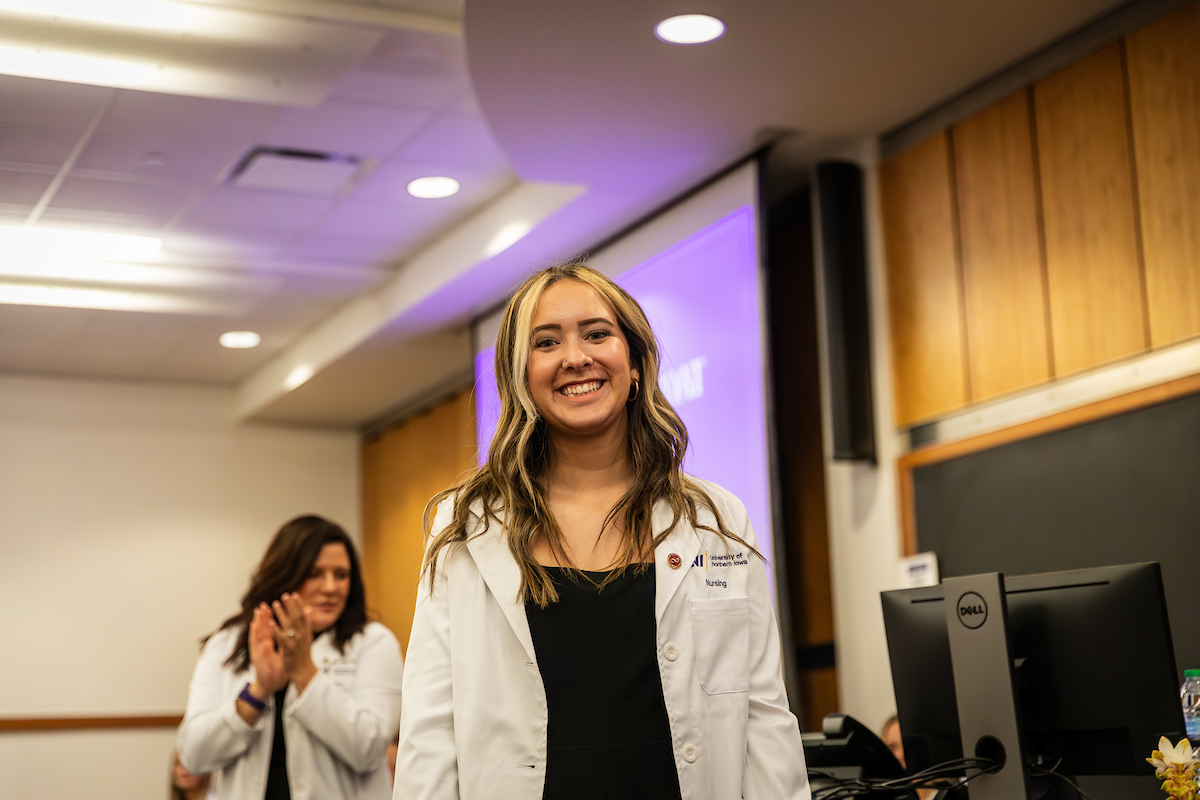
628,379,640,402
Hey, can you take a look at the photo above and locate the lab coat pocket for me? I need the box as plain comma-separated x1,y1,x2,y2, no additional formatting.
689,595,750,694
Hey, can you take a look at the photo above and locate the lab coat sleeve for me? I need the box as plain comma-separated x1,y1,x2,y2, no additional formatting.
393,502,459,800
287,624,404,774
177,629,266,775
733,497,811,800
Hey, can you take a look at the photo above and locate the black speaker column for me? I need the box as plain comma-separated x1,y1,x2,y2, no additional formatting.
815,160,876,462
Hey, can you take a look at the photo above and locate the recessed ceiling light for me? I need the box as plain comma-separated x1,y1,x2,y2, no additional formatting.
0,226,161,261
407,176,460,199
219,331,261,349
655,14,726,45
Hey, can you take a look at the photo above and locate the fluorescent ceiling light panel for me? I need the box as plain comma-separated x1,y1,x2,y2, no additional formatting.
0,3,382,106
407,176,460,199
0,0,200,34
655,14,726,45
232,151,361,194
0,282,227,314
0,226,161,261
0,254,269,290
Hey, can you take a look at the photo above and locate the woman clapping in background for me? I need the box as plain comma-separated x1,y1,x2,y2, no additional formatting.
178,515,402,800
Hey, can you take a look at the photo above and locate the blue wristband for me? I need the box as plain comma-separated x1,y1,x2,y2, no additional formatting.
238,683,268,711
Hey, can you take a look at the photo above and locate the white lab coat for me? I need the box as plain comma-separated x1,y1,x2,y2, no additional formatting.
394,478,809,800
178,621,404,800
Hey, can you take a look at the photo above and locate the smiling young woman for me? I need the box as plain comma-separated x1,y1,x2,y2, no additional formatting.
395,263,808,800
177,516,403,800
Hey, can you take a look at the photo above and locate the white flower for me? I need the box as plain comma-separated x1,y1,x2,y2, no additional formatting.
1160,737,1196,767
1148,736,1199,778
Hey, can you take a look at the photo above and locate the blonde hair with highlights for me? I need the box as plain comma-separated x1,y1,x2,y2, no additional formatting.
422,262,755,606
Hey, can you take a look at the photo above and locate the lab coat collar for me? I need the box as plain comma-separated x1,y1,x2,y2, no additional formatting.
464,498,703,659
465,517,538,663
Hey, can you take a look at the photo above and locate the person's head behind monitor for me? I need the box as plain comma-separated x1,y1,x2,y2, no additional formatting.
881,714,905,769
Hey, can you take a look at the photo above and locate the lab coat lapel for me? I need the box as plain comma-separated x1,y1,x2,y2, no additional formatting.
465,525,537,663
654,500,702,622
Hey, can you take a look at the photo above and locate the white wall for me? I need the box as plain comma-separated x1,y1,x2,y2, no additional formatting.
810,137,910,732
0,373,359,799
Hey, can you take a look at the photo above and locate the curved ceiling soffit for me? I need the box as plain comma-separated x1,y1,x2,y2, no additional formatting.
463,0,1130,191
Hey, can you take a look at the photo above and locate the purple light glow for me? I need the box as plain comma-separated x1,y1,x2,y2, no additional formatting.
474,206,775,583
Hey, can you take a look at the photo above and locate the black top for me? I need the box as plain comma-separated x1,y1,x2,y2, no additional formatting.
264,688,290,800
525,565,682,800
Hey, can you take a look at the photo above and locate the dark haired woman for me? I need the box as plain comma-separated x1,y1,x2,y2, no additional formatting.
178,515,403,800
395,264,807,799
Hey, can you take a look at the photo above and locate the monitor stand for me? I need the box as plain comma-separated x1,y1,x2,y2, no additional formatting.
943,573,1032,800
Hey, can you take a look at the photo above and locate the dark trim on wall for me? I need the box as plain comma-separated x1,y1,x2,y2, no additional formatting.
881,0,1194,157
0,715,184,733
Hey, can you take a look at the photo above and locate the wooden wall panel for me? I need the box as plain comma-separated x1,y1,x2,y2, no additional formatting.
1126,2,1200,347
952,90,1052,401
880,132,967,426
361,389,477,653
1034,44,1148,375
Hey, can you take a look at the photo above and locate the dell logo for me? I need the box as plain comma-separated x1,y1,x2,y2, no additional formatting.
956,592,988,629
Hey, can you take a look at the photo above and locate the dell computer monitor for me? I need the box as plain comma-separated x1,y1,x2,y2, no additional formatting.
881,563,1183,778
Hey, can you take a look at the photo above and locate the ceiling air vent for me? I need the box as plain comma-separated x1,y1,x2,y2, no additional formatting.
229,147,362,194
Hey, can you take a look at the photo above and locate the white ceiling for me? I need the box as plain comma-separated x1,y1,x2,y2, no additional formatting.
0,0,1130,427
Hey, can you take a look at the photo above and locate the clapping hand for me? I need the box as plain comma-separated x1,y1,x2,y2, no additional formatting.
271,593,318,689
248,604,288,695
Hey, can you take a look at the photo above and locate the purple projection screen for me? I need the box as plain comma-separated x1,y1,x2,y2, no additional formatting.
473,205,775,577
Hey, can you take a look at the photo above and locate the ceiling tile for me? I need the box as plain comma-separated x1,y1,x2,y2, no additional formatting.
0,121,83,166
71,312,195,376
332,69,469,111
33,216,166,239
39,208,164,229
397,112,509,168
361,29,465,77
164,228,297,261
49,177,196,223
74,91,274,183
310,198,450,241
0,75,111,127
180,187,336,233
258,101,431,159
0,170,52,206
0,305,96,373
283,234,416,265
356,0,461,15
332,30,469,111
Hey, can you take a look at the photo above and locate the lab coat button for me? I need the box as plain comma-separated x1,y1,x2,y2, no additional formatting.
682,744,698,763
663,643,680,661
294,780,306,792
